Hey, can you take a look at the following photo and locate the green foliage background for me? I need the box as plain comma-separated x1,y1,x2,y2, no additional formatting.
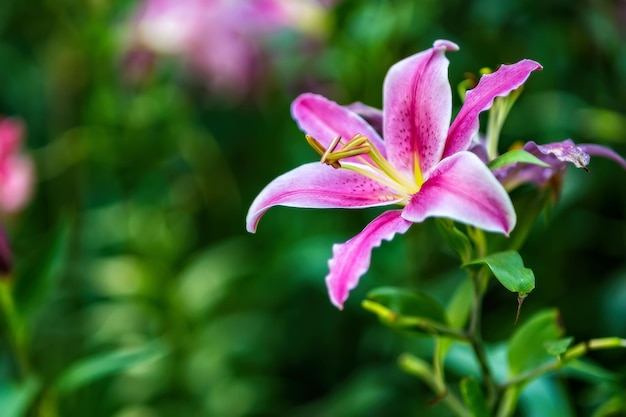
1,0,625,416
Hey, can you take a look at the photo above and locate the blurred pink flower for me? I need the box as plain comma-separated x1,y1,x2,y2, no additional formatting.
130,0,334,95
247,41,541,308
0,118,34,214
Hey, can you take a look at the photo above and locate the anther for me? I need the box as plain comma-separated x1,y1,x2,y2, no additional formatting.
321,135,342,164
305,134,326,157
306,133,373,169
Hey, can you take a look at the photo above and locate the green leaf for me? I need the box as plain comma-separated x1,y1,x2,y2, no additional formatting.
508,309,565,376
544,337,574,356
363,287,448,335
436,278,474,373
591,396,625,417
435,219,473,263
55,339,169,394
0,378,40,417
562,359,617,383
487,149,550,170
460,377,490,417
519,376,575,417
14,219,71,317
446,277,474,330
463,251,535,297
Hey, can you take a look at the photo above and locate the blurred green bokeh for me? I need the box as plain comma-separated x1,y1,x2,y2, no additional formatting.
1,0,625,416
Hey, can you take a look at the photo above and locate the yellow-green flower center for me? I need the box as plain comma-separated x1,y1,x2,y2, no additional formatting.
305,133,422,202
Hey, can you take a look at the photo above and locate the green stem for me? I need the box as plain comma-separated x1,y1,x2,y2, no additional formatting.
494,337,626,417
37,388,59,417
361,300,469,341
485,91,520,160
495,386,521,417
464,227,497,409
0,279,30,379
467,270,497,409
399,353,471,417
499,337,626,390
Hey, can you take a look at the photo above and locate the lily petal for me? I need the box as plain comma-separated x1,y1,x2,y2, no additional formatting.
402,151,516,234
326,210,412,309
246,162,402,232
383,39,458,178
579,144,626,170
535,139,590,168
345,101,383,136
444,60,543,158
291,93,386,157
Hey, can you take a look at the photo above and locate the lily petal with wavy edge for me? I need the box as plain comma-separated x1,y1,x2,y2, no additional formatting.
247,40,542,309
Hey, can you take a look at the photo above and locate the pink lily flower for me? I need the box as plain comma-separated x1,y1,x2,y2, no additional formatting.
247,40,542,309
0,118,34,215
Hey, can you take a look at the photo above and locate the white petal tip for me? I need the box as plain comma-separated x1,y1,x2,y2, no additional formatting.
433,39,459,52
245,215,260,233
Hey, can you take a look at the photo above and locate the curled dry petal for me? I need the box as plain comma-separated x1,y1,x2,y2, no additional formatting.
494,140,626,191
579,144,626,170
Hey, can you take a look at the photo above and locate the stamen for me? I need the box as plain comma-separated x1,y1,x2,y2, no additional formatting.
305,134,326,157
341,134,369,151
306,133,373,169
322,134,372,170
321,135,342,164
304,133,418,196
326,145,372,161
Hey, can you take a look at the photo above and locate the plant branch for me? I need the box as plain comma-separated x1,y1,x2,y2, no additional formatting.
399,353,471,417
467,269,497,409
361,300,469,341
0,279,30,379
499,337,626,390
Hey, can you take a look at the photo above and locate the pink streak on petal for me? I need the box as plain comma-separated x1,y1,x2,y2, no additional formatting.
246,163,402,232
444,59,543,158
402,152,516,234
579,144,626,170
383,40,458,178
326,210,412,309
291,93,386,158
